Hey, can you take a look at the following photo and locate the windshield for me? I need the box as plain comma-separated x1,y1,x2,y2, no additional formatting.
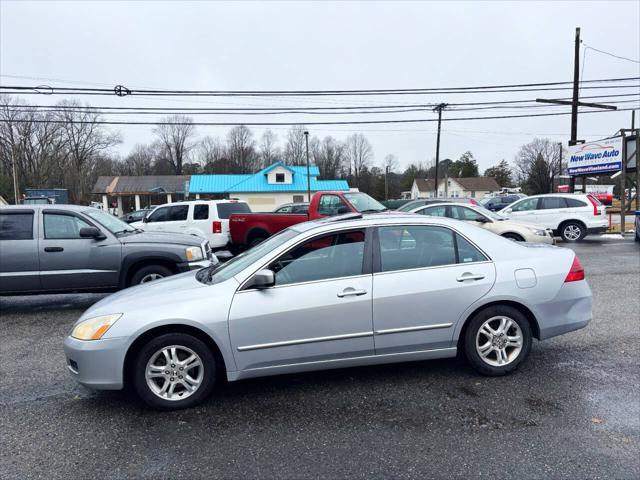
343,192,386,212
84,208,136,234
196,228,298,285
472,204,503,220
397,200,428,212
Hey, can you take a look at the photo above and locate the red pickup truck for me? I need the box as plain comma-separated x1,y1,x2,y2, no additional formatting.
229,191,387,252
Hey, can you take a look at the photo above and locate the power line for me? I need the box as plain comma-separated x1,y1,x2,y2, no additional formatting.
1,106,636,126
583,43,640,64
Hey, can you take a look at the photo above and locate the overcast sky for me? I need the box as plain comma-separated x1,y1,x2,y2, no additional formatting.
1,0,639,173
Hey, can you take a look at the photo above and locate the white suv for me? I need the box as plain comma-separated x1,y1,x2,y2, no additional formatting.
498,193,607,242
133,200,251,249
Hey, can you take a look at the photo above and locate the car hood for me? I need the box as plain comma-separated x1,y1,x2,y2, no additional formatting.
118,230,203,247
78,270,207,321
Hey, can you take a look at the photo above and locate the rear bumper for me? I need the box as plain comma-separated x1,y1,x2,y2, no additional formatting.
63,336,128,390
587,226,607,235
536,280,592,341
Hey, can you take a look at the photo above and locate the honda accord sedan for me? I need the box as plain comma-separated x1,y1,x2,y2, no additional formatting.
64,213,592,409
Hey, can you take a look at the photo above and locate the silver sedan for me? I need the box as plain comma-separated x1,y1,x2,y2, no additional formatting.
64,213,592,409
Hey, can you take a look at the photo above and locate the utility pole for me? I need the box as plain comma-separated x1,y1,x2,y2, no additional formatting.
553,142,563,193
433,103,447,198
304,130,311,202
11,144,19,204
537,28,616,193
385,165,389,200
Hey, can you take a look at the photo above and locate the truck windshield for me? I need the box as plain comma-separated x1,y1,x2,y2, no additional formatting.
84,209,136,234
196,228,298,285
343,192,387,213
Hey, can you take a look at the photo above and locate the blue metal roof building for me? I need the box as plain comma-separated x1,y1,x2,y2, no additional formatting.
189,162,349,194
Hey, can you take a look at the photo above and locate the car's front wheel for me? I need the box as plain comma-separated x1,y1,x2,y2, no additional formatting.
130,264,173,285
133,333,216,410
502,232,524,242
464,306,532,376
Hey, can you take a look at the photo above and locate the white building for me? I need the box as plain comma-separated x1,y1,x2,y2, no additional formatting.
411,176,501,199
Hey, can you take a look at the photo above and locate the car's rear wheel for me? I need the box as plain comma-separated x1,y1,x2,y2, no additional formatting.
560,221,586,242
464,306,532,376
130,265,172,285
502,233,524,242
133,333,216,410
249,235,267,247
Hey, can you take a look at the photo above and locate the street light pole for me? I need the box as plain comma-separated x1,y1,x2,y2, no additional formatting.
304,130,311,202
385,165,389,200
11,144,19,204
433,103,447,198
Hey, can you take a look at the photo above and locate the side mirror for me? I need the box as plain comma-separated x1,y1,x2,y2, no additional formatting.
246,269,275,289
504,208,512,214
474,217,488,223
79,226,105,240
142,216,149,223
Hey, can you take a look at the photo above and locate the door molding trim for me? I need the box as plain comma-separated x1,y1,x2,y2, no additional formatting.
237,330,373,351
374,323,453,335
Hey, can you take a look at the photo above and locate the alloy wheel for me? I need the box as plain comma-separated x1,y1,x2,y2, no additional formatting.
140,273,164,283
145,345,204,401
563,224,582,241
475,316,523,367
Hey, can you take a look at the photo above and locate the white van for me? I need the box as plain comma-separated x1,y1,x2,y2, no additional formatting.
133,200,251,249
498,193,607,242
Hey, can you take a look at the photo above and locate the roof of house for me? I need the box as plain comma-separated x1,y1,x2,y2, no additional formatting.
189,163,348,194
92,175,190,194
414,176,500,192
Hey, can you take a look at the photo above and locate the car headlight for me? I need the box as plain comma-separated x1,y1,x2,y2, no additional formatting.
71,314,122,340
185,246,204,261
528,228,547,236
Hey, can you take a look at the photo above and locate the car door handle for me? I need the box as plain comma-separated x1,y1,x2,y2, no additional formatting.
44,247,64,253
337,288,368,298
456,273,485,282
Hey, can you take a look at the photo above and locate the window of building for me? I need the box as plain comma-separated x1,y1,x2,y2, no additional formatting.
293,195,304,203
275,173,285,183
0,213,34,240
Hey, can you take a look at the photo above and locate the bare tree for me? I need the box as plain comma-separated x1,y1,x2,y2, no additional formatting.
284,125,306,165
226,125,258,173
345,133,373,179
124,143,158,176
313,136,346,178
259,130,280,167
514,138,562,194
152,115,196,175
383,153,399,173
196,135,227,169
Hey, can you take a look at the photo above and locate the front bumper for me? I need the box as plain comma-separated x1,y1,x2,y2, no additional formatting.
63,336,129,390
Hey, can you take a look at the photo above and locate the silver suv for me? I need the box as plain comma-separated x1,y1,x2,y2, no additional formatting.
0,205,215,295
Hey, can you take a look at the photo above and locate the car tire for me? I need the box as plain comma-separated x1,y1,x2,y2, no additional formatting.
249,235,267,248
130,265,173,285
464,305,532,376
502,233,524,242
133,333,216,410
560,221,586,242
228,244,244,256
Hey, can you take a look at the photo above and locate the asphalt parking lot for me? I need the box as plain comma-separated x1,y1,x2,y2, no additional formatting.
1,238,638,479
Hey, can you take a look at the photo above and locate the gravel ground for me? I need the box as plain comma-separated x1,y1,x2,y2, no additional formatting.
0,238,638,479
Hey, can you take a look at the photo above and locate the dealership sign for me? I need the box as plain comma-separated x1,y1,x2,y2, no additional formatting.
567,136,623,175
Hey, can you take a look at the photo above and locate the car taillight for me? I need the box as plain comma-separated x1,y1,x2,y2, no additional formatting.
587,195,601,215
212,221,222,234
565,255,585,282
470,198,477,205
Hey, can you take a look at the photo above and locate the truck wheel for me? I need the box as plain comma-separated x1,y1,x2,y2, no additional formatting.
228,244,244,256
249,236,267,248
130,265,173,285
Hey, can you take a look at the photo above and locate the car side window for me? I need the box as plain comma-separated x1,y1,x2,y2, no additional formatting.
268,230,365,286
456,234,487,263
193,204,209,220
43,213,91,239
451,206,485,221
168,205,189,222
317,195,349,216
0,213,34,240
378,226,457,272
147,207,169,223
276,205,292,213
292,205,308,214
540,197,567,209
418,205,447,217
511,198,539,212
565,198,587,208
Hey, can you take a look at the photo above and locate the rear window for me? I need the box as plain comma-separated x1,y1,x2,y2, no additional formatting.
216,202,251,219
193,204,209,220
586,194,602,206
0,213,34,240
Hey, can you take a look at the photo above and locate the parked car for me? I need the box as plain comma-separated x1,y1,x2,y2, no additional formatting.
132,200,251,250
64,212,592,409
635,210,640,242
0,205,216,295
480,194,527,212
396,197,478,212
410,202,554,243
229,191,387,251
273,202,309,214
120,208,152,224
498,194,607,242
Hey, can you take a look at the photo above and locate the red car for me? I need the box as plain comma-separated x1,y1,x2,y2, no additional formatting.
228,191,387,252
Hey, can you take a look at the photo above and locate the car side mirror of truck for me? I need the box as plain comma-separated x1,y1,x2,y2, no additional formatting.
246,269,275,289
79,227,106,240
